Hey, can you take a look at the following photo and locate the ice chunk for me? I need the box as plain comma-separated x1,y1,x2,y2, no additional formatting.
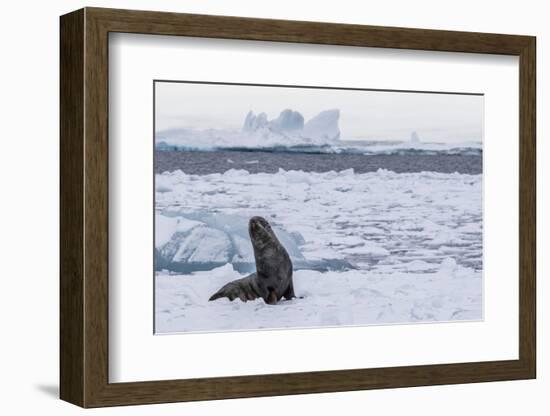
173,227,232,263
155,214,179,248
427,230,468,248
223,169,249,177
155,215,204,249
439,257,458,272
282,169,313,184
154,210,353,273
231,235,254,263
338,168,355,177
341,241,390,259
402,260,434,272
155,211,316,273
155,176,173,193
410,131,421,143
176,217,204,233
289,231,306,246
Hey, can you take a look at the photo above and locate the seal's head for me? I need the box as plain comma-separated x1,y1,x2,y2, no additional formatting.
248,216,277,250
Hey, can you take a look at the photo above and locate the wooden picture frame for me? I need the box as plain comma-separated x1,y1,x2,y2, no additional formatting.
60,7,536,408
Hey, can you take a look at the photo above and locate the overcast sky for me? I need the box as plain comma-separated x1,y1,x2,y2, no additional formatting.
155,81,483,143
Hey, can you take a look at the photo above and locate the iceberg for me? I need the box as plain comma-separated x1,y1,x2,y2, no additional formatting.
155,109,480,155
156,108,341,151
302,109,341,143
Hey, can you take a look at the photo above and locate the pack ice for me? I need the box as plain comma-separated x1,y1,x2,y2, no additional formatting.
155,168,483,333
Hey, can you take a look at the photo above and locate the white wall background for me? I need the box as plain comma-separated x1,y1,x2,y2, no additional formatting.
0,0,545,414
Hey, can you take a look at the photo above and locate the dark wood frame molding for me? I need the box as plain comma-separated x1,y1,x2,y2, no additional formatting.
60,7,536,408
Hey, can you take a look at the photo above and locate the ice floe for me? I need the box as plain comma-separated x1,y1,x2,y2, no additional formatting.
155,167,482,332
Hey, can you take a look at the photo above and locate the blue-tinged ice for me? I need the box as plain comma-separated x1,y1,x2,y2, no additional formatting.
155,211,353,274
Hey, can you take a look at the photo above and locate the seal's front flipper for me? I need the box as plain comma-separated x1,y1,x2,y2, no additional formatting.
266,289,278,305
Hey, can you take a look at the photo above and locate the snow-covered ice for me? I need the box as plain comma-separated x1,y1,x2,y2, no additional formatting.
156,262,481,333
155,167,482,333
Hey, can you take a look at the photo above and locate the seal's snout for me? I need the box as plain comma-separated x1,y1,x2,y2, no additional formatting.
249,217,258,235
249,216,268,234
249,216,266,226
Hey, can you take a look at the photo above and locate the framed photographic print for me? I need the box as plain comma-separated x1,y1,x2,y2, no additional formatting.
60,7,536,408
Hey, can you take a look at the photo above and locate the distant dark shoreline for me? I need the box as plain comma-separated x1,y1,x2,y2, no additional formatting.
155,150,482,175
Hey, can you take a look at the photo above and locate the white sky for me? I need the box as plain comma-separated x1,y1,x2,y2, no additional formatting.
155,81,483,143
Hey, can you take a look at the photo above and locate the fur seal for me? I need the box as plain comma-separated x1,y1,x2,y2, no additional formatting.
208,216,295,305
